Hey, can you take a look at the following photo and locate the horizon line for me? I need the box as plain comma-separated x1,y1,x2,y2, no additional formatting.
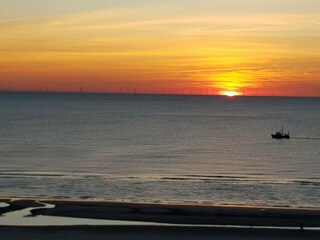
0,89,319,99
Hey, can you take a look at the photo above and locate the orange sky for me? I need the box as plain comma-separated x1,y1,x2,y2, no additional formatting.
0,1,319,96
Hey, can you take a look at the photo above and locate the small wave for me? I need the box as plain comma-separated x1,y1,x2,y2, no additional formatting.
159,175,286,184
291,137,320,140
293,180,320,187
183,174,249,179
0,172,107,180
161,177,195,181
159,175,320,187
0,172,64,177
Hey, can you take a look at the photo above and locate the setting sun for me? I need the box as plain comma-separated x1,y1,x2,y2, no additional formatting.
221,91,241,97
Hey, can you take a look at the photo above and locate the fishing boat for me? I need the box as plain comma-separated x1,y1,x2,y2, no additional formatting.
271,127,290,139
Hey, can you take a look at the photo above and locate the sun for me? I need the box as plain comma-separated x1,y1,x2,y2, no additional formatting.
225,91,236,97
221,91,240,97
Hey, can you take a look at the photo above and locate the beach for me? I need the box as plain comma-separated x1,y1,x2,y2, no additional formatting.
2,198,320,227
1,198,320,239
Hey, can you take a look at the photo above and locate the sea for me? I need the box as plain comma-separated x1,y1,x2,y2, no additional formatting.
0,92,319,208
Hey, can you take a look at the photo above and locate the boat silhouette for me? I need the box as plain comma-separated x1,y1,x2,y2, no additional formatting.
271,127,290,139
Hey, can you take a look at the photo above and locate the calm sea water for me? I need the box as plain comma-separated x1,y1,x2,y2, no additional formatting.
0,93,319,208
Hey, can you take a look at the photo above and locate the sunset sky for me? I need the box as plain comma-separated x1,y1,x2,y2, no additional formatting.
0,0,319,96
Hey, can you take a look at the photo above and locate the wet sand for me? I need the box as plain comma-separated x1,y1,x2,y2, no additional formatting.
2,198,319,227
1,198,320,239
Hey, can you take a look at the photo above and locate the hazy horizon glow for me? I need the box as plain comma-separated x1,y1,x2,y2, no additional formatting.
0,0,319,96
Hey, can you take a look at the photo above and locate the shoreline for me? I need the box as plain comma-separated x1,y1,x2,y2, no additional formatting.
1,197,320,239
1,197,320,228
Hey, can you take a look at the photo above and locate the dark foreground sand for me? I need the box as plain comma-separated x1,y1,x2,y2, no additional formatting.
1,226,320,240
2,198,319,228
1,198,320,239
